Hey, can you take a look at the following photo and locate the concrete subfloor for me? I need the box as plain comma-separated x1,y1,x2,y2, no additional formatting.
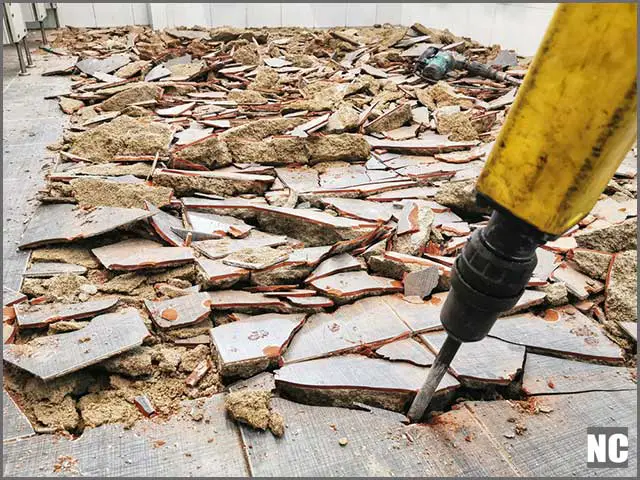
1,34,637,478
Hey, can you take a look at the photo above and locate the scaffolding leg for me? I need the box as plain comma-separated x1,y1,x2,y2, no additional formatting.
15,42,29,75
22,37,35,68
39,21,48,45
52,7,60,28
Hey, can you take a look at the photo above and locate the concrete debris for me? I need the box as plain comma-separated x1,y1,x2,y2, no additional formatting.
605,250,637,324
573,218,637,253
101,84,163,111
69,116,173,163
568,248,612,280
70,178,173,209
224,390,285,437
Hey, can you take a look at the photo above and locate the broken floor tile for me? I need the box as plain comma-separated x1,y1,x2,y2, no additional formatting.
605,250,637,323
145,201,185,247
275,354,459,412
76,54,131,76
489,306,625,363
92,239,195,271
503,290,546,315
320,197,394,223
391,200,435,256
3,389,35,442
420,331,526,386
3,308,150,380
368,251,451,290
182,198,379,247
15,298,119,328
304,253,362,284
366,136,478,155
19,204,153,249
223,247,289,270
283,295,334,311
3,286,27,307
542,236,577,254
134,395,157,417
308,270,402,304
210,313,306,378
207,290,288,312
531,247,561,284
404,266,439,298
144,292,212,329
282,296,412,363
375,338,436,366
186,210,253,238
550,262,604,300
193,230,288,260
196,257,250,289
185,358,212,387
366,186,438,202
522,353,636,395
22,262,87,278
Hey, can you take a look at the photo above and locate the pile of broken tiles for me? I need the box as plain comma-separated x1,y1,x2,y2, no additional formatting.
3,22,637,449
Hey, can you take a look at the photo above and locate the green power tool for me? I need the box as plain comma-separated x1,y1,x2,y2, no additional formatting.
414,46,521,85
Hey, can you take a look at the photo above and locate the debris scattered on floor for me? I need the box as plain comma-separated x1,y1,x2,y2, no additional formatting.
224,389,285,437
3,22,636,441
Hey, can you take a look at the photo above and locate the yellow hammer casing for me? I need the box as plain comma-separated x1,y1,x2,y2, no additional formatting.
477,3,637,236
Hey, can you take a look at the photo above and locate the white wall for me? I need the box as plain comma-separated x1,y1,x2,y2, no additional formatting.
56,3,557,55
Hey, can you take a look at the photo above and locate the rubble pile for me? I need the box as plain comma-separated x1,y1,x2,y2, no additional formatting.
3,23,636,437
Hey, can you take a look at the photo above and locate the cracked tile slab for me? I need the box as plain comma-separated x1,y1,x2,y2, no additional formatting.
196,257,250,289
522,353,637,395
617,321,637,342
375,337,436,366
207,290,288,312
182,197,380,246
22,262,88,278
186,210,253,238
489,306,625,363
467,390,637,477
3,308,150,380
92,239,195,271
3,286,27,307
3,389,35,442
275,354,459,413
14,298,119,328
75,54,131,76
2,394,248,476
282,295,413,363
240,396,519,477
193,230,288,260
18,204,153,249
144,292,212,329
550,262,604,300
366,136,479,154
145,201,185,247
304,253,363,284
367,185,439,202
210,312,306,378
319,197,394,222
420,331,526,386
308,270,403,304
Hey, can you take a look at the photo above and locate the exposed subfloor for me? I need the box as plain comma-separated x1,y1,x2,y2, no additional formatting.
2,28,638,478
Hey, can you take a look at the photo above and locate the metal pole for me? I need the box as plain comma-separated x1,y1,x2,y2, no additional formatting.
22,37,35,67
52,6,60,28
15,42,28,75
39,20,47,45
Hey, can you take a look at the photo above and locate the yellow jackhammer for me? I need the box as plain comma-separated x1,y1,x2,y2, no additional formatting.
408,3,637,422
